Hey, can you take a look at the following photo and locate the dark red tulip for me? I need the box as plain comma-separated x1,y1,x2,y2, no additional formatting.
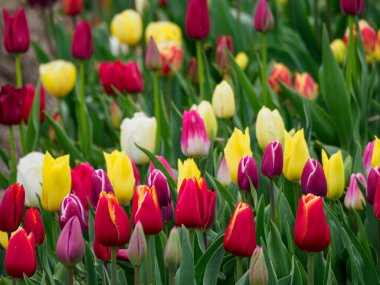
185,0,210,40
367,167,380,204
147,169,171,207
0,85,26,125
237,155,259,191
23,84,45,124
71,162,95,210
261,141,283,178
90,169,114,207
300,159,328,197
216,36,233,74
254,0,274,33
72,20,93,60
162,202,173,223
24,208,45,245
63,0,83,16
340,0,364,15
159,0,167,7
3,8,30,53
27,0,58,7
59,194,88,232
0,183,25,233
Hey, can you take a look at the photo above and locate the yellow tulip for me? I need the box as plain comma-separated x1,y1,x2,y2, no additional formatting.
177,159,201,192
224,127,253,184
111,10,142,46
191,101,218,140
235,52,249,71
283,129,309,182
42,152,71,212
104,150,135,205
145,21,182,47
255,106,285,150
39,60,76,98
322,149,345,200
372,137,380,167
330,39,346,65
212,80,235,119
0,231,8,249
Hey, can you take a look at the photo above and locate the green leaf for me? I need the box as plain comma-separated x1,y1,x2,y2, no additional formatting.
85,242,98,285
26,82,41,153
176,226,196,285
31,41,50,63
206,172,236,212
289,257,303,285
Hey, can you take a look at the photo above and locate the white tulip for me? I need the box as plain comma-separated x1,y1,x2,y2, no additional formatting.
109,36,129,57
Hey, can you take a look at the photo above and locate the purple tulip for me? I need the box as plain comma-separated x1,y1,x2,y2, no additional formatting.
90,169,114,207
161,202,173,223
301,159,327,197
147,169,171,207
59,194,88,232
261,141,283,178
367,167,380,204
254,0,274,33
238,155,259,191
3,8,30,54
340,0,364,15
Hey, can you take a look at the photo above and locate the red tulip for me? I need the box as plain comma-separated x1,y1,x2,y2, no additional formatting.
223,202,256,257
216,36,233,74
159,0,167,7
63,0,83,16
131,160,141,186
71,162,95,210
185,0,210,40
0,85,26,125
93,237,112,261
158,44,184,76
23,84,45,124
24,208,45,245
254,0,274,33
340,0,364,15
374,179,380,219
2,8,30,53
294,194,330,252
0,183,25,233
72,20,93,60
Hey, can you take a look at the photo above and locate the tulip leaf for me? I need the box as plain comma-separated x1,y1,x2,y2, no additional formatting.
202,244,225,285
155,232,168,285
85,242,97,285
0,172,8,189
176,226,196,285
235,271,249,285
206,172,236,212
31,40,50,64
289,256,303,285
261,237,278,284
0,146,9,168
26,82,41,153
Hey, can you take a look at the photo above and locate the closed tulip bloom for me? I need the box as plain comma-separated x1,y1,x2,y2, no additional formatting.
147,169,171,207
128,222,147,266
63,0,83,16
374,182,380,219
212,80,235,119
90,169,114,207
301,159,327,197
72,20,92,60
340,0,364,15
23,208,45,245
158,44,184,76
322,150,345,200
238,156,259,191
185,0,210,40
3,8,30,53
181,110,210,157
164,227,182,272
255,106,285,150
110,99,123,128
17,152,44,207
0,183,25,233
145,36,162,70
175,178,216,230
145,21,182,46
111,10,142,45
40,60,76,97
0,85,26,125
124,62,144,93
216,36,233,74
187,57,199,84
283,129,310,182
120,112,156,165
191,101,218,140
294,72,318,100
59,194,88,232
330,39,346,64
56,217,84,266
294,194,330,252
223,202,256,257
224,127,253,184
5,229,36,278
363,140,375,175
217,157,232,187
372,137,380,168
235,52,249,71
367,167,380,204
104,151,135,205
150,155,176,180
71,162,95,210
254,0,274,33
177,158,201,192
261,141,283,178
95,192,131,247
93,238,112,261
249,246,268,285
344,173,366,211
269,63,292,93
23,84,45,124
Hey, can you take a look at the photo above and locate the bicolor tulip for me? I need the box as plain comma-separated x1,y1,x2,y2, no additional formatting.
104,150,135,205
23,208,45,245
217,156,232,187
294,72,318,100
127,222,147,266
283,129,309,182
5,229,36,278
71,162,94,210
177,158,201,192
150,155,176,180
216,36,233,74
191,101,218,140
363,140,375,175
224,127,253,184
90,169,114,207
261,141,283,178
212,80,235,119
59,194,88,231
164,227,182,271
111,10,142,45
367,167,380,204
72,20,92,60
2,8,30,53
185,0,210,40
42,152,71,212
340,0,364,15
0,85,26,125
344,173,366,211
223,202,256,257
237,155,259,191
0,183,25,233
235,52,249,71
158,44,184,76
145,36,162,71
330,39,346,64
372,137,380,168
254,0,274,33
374,183,380,219
294,194,330,252
23,84,45,124
95,192,131,247
249,246,268,285
145,21,182,47
301,159,327,197
63,0,83,16
322,150,345,200
255,106,285,149
147,169,171,207
268,63,292,93
93,237,112,261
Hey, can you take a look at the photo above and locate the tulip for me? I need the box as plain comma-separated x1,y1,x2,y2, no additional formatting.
268,63,292,94
93,238,112,261
0,183,25,233
158,44,184,76
261,141,283,178
48,112,63,141
147,169,171,207
5,229,36,278
224,127,253,184
363,140,375,175
17,152,44,207
104,150,135,205
59,194,88,232
255,106,285,150
235,52,249,71
120,112,157,165
301,159,328,197
254,0,274,33
217,156,231,187
322,150,345,200
159,0,167,7
71,162,94,210
237,155,259,191
283,129,310,182
181,110,210,157
374,182,380,219
23,84,45,124
294,72,318,100
128,222,147,266
177,158,201,192
150,155,176,180
374,31,380,62
23,208,45,245
42,152,71,212
90,169,114,207
344,173,366,211
145,37,162,71
164,227,182,272
187,57,199,84
372,137,380,168
131,160,141,186
110,99,123,128
95,192,131,247
367,167,380,204
2,8,30,53
162,202,174,223
185,0,210,40
63,0,83,16
216,36,233,74
212,80,235,119
40,60,76,97
294,194,330,252
340,0,364,15
0,231,8,249
249,246,268,285
109,36,129,57
111,10,142,45
330,39,346,64
132,185,163,235
175,177,216,230
223,202,256,256
191,100,218,140
72,20,93,60
0,85,26,125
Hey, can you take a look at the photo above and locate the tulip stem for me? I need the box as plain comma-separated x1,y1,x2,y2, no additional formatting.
307,253,314,285
345,15,355,100
67,267,74,285
8,126,17,184
169,270,175,285
134,266,140,285
293,183,299,213
196,40,204,99
78,61,90,160
270,179,276,220
236,257,243,281
153,72,161,152
189,229,195,251
261,33,268,106
15,54,22,87
146,235,153,285
203,231,208,250
111,247,117,285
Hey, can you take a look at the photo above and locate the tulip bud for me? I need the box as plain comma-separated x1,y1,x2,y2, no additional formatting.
235,52,249,71
111,10,142,45
164,227,182,271
294,194,330,252
71,162,95,211
340,0,364,15
300,159,328,197
344,173,366,211
255,106,285,150
322,149,345,200
23,84,45,124
249,246,268,285
24,208,45,245
93,237,112,261
212,80,235,119
56,217,85,266
372,137,380,168
363,140,375,175
181,110,211,157
0,183,25,233
63,0,83,16
186,57,199,84
2,8,30,53
269,63,292,93
150,155,176,181
128,222,147,266
147,169,171,207
216,36,233,74
90,169,114,207
330,39,346,64
238,155,259,191
72,20,93,60
177,158,201,192
5,229,36,278
367,167,380,204
223,202,256,256
145,36,162,70
59,194,88,232
254,0,274,33
217,156,231,187
261,141,283,178
0,85,26,125
185,0,210,40
191,101,218,140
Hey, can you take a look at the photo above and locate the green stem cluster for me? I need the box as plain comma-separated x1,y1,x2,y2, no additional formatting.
78,61,90,160
146,235,153,285
153,72,161,152
196,41,204,99
307,253,314,285
9,126,17,184
345,15,355,99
